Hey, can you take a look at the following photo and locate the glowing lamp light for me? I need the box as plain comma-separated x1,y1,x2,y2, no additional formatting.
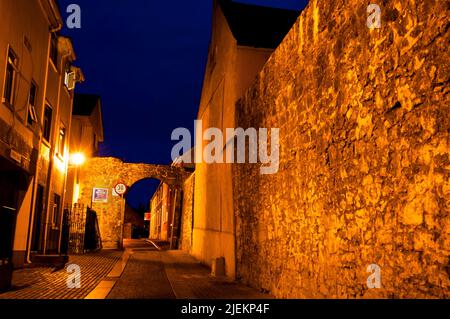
70,152,86,166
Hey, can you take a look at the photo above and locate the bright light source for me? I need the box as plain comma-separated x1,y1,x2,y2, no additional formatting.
70,153,86,166
73,183,80,204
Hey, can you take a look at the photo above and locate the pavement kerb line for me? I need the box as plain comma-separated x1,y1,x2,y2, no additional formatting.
161,251,179,299
84,249,132,299
107,249,132,278
145,239,162,251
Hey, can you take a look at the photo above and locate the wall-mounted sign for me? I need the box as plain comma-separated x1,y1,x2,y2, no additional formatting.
144,213,151,221
10,149,22,163
93,188,108,203
114,182,127,196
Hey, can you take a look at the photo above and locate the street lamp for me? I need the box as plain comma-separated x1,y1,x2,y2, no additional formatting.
68,152,86,206
70,152,86,166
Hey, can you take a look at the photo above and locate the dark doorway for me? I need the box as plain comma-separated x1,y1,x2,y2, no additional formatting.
0,206,16,291
45,193,62,253
31,185,45,253
0,161,20,291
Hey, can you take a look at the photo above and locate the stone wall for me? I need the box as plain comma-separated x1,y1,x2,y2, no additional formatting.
78,158,125,249
180,173,195,253
234,0,449,298
77,157,189,249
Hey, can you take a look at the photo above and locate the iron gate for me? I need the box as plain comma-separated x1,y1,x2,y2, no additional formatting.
61,204,101,254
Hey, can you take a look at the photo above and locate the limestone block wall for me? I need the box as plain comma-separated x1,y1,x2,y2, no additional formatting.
234,0,449,298
78,158,126,249
77,157,188,249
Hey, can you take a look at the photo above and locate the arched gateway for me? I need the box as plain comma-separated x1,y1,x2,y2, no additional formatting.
75,157,191,249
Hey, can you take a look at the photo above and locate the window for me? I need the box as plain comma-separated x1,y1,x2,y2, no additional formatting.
43,105,53,142
64,68,76,90
31,185,45,252
58,124,66,156
27,81,38,126
50,33,58,67
3,47,18,105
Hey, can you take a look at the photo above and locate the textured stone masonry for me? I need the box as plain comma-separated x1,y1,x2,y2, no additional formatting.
233,0,449,298
78,157,190,249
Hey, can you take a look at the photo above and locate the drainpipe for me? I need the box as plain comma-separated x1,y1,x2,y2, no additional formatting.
25,21,62,263
57,81,74,254
48,0,63,33
120,195,125,249
58,66,83,254
58,69,83,253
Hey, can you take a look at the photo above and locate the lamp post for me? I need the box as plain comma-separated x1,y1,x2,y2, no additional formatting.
114,182,128,250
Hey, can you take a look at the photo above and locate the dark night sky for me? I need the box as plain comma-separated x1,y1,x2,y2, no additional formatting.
58,0,309,210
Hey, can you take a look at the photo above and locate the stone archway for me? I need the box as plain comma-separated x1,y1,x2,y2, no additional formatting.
76,157,190,249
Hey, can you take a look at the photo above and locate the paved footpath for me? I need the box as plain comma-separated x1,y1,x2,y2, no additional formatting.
0,250,122,299
0,239,270,299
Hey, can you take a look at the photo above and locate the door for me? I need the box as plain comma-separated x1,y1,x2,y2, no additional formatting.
0,171,19,291
31,185,45,253
45,193,61,253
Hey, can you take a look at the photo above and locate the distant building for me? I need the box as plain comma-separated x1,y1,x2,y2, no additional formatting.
149,184,163,240
0,0,84,290
123,203,145,239
149,153,193,244
71,94,104,157
149,182,177,242
65,94,104,206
